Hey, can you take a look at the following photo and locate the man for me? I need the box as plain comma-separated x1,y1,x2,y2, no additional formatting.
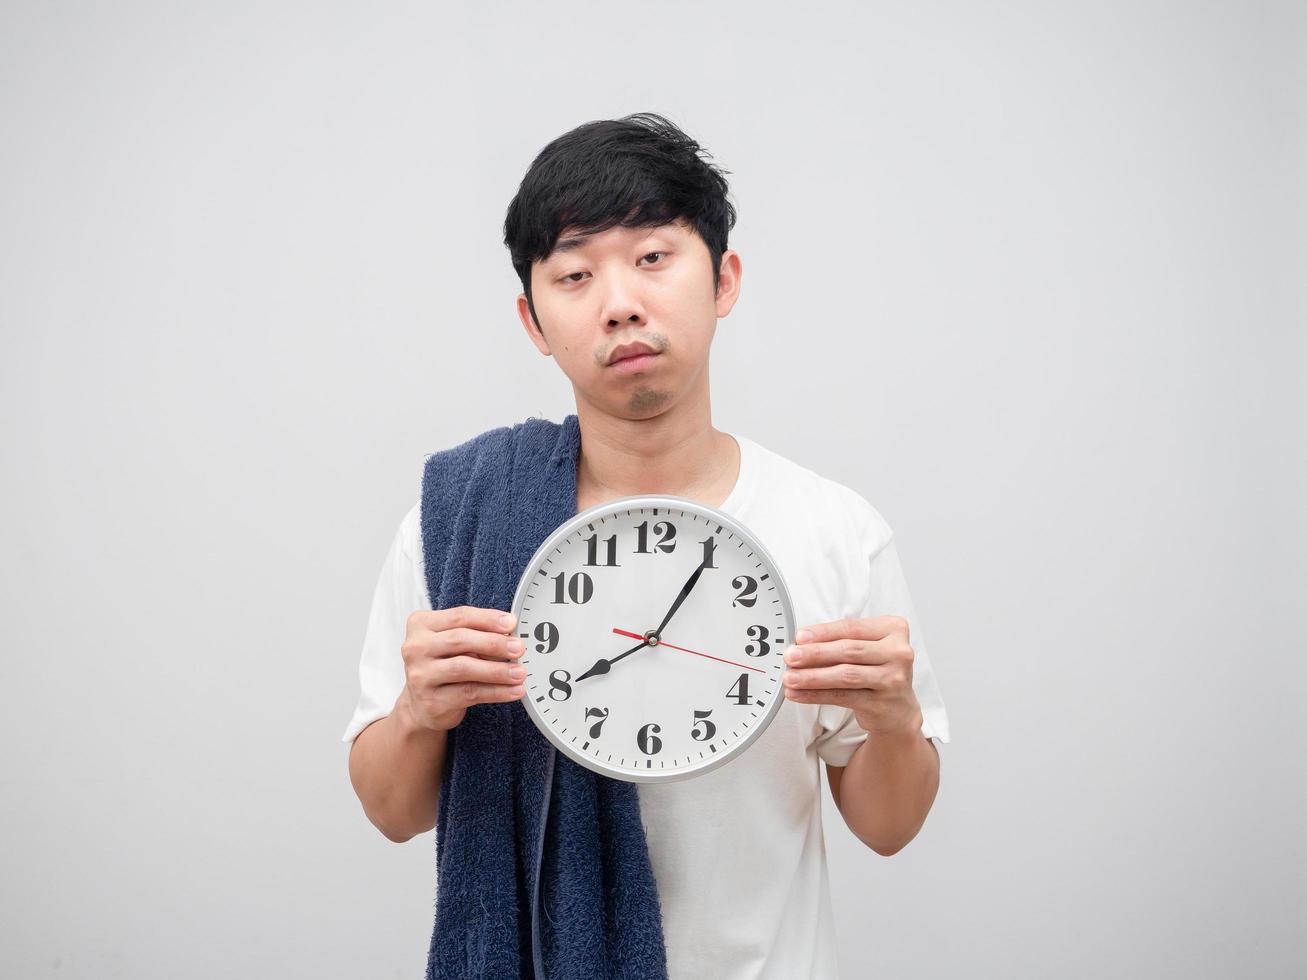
344,112,951,979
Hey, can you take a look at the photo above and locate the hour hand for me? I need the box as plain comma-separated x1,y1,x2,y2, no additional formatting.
576,636,650,682
574,659,610,682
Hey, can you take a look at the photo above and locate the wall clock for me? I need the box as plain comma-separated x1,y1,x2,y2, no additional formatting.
510,494,796,783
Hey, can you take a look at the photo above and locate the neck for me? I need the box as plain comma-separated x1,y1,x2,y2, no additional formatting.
571,391,740,512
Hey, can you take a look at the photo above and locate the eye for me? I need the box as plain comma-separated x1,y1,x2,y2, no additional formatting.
557,252,667,285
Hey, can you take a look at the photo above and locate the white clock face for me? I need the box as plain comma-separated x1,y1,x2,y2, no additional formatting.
511,494,795,783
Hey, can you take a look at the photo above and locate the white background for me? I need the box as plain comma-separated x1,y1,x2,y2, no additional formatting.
2,1,1303,977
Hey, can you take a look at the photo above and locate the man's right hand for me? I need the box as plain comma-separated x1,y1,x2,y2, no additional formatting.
399,605,527,733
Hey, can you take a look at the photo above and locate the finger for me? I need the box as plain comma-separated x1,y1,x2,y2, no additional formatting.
428,605,518,636
784,663,892,692
783,686,872,709
785,637,887,668
441,680,528,707
433,653,528,690
407,607,521,660
428,625,527,662
787,631,915,669
795,615,908,646
404,626,518,664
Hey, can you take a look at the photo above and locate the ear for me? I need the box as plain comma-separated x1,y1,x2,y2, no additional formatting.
517,293,552,356
714,249,743,318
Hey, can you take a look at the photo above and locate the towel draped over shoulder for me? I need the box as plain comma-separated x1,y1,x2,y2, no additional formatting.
420,413,670,980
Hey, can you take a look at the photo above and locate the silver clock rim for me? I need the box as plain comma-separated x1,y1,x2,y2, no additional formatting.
510,492,796,784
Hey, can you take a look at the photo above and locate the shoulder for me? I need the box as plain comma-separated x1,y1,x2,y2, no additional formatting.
746,435,894,554
399,499,422,555
419,419,527,498
422,421,516,469
828,477,895,555
422,415,572,472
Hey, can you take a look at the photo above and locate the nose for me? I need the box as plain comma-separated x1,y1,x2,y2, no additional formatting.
599,269,647,328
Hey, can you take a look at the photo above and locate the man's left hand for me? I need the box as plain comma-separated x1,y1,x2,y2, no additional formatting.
783,616,923,737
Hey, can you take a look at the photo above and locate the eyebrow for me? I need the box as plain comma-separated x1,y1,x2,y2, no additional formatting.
549,235,594,258
545,226,674,264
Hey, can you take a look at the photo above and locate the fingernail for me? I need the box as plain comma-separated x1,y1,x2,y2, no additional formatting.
510,667,526,679
507,638,525,653
796,629,813,643
500,613,515,628
786,647,802,664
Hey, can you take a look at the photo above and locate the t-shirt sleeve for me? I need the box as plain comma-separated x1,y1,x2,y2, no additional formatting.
341,502,430,745
814,510,951,767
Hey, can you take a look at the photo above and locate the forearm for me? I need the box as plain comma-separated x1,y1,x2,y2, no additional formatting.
838,720,939,856
348,693,448,843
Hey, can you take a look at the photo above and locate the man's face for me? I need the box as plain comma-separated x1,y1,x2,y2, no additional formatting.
517,217,741,419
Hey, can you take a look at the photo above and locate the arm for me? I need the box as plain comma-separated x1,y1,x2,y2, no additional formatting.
347,692,448,844
806,528,949,855
825,727,939,856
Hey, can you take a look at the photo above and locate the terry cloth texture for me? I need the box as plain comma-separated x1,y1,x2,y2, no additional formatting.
420,412,670,980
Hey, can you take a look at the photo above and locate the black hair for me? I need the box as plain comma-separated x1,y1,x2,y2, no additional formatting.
503,112,737,332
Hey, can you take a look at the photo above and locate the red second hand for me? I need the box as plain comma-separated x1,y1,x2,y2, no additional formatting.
611,627,767,673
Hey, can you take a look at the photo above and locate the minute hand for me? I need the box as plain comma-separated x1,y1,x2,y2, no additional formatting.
653,558,709,639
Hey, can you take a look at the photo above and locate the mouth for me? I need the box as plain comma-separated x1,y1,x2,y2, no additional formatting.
607,340,660,364
607,351,661,375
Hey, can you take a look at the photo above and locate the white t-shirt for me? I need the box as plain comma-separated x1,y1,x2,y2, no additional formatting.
343,430,951,980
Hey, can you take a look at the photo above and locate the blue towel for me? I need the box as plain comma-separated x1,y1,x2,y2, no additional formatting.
420,412,670,980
